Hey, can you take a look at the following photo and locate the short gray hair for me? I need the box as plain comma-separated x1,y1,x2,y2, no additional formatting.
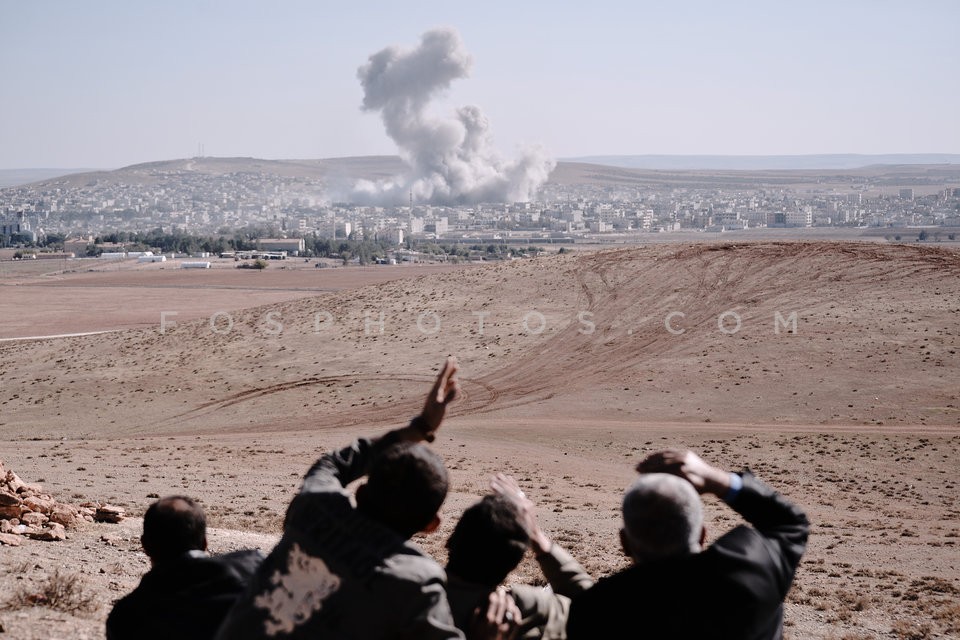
622,473,703,562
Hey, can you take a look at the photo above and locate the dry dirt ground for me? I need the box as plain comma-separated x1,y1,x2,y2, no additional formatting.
0,258,472,339
1,241,958,639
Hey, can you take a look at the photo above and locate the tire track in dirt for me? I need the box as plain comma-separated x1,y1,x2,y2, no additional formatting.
161,375,500,428
151,242,960,431
457,242,960,420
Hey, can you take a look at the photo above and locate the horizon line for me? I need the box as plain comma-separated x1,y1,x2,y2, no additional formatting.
3,151,960,174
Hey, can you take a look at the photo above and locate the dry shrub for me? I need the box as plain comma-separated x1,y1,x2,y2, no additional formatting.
932,601,960,633
825,633,875,640
836,588,869,612
829,608,853,623
4,570,97,614
891,619,931,640
911,576,959,596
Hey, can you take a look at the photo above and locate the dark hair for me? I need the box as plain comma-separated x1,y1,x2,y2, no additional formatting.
446,495,529,587
358,441,449,538
141,496,206,562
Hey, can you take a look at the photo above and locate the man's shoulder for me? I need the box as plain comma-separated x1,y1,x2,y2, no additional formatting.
107,564,165,618
214,549,266,578
572,565,641,605
380,540,447,584
573,559,699,607
508,582,568,614
106,585,139,629
112,550,264,610
104,567,173,638
705,523,778,566
163,549,265,586
260,529,443,594
567,566,671,639
285,488,353,529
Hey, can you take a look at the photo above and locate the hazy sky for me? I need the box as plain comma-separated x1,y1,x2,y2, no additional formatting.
1,1,958,169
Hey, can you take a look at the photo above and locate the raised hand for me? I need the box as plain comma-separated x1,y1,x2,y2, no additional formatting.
490,473,552,554
415,356,461,442
468,587,520,640
636,448,731,497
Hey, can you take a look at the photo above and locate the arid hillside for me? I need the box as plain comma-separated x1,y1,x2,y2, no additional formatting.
1,241,959,640
24,156,960,195
2,242,957,439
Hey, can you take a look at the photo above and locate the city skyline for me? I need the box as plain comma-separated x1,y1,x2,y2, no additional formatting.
2,1,958,170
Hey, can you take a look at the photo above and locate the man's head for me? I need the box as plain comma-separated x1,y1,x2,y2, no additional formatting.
446,494,530,587
356,441,449,539
141,495,207,565
620,473,705,564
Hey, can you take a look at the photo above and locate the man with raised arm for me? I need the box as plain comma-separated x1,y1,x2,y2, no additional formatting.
567,449,809,640
445,473,594,639
215,357,518,640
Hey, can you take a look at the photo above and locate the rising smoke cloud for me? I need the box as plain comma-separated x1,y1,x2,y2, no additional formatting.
351,28,555,206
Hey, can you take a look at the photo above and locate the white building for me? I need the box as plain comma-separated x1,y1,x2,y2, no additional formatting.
382,228,405,245
785,207,813,227
258,238,305,255
1,211,36,245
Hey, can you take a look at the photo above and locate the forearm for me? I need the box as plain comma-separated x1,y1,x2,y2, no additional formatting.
728,473,807,529
726,471,809,569
300,437,375,494
299,420,423,494
535,542,594,598
529,527,552,557
701,466,734,498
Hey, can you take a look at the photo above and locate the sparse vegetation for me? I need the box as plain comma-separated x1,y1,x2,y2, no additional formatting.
4,571,97,614
891,620,931,640
934,601,960,635
236,258,268,270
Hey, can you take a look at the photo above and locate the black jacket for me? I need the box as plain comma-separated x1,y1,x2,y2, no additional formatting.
107,549,264,640
567,471,808,640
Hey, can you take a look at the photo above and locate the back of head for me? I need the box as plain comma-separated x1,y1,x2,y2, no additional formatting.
622,474,703,563
141,495,206,563
446,495,529,587
359,441,449,539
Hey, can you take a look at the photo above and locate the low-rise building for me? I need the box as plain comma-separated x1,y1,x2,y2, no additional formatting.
257,238,304,255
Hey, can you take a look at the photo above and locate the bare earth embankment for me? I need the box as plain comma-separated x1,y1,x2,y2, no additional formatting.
1,241,958,639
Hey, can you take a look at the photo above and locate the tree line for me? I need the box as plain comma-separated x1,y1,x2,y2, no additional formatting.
15,228,549,264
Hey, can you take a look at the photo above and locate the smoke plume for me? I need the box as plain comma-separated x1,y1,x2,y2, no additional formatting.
352,28,555,205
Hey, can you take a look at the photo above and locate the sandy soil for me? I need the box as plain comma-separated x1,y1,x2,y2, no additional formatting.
1,241,958,639
0,259,472,339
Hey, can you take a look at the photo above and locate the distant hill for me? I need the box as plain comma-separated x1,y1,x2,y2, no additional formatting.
7,155,960,194
547,161,960,191
8,156,409,189
0,168,102,188
565,154,960,171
